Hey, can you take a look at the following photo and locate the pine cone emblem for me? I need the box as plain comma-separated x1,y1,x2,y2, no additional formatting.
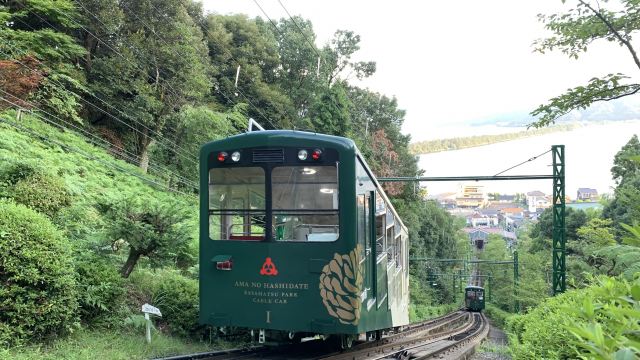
319,245,364,325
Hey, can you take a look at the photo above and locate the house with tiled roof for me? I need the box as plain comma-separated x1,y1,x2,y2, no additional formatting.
526,190,551,212
577,188,599,201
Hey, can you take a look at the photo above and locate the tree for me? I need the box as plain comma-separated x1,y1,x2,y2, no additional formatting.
0,0,87,122
87,0,211,172
611,134,640,185
152,105,245,185
347,87,418,196
322,30,376,86
531,0,640,127
0,56,43,110
203,14,294,128
309,82,351,136
530,207,589,252
102,197,191,278
604,135,640,238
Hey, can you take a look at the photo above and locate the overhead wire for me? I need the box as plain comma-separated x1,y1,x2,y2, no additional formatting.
0,112,196,198
276,0,322,58
260,0,369,136
0,50,197,180
77,0,279,130
493,149,552,176
0,93,198,189
2,23,199,167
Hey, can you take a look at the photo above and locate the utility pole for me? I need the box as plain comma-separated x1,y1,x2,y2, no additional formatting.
552,145,566,294
513,250,519,312
385,145,567,297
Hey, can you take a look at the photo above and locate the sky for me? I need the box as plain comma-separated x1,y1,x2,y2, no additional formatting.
201,1,639,141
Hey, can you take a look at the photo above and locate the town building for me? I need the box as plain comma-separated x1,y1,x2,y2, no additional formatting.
577,188,599,201
455,184,488,208
526,190,551,212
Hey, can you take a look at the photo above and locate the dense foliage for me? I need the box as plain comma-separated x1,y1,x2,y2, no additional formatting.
0,162,72,217
0,201,78,347
0,0,417,192
507,276,640,359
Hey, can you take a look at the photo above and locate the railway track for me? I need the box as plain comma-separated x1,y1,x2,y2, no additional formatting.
153,310,488,360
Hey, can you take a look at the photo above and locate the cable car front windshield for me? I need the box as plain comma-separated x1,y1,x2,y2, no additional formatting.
209,167,266,241
272,165,339,241
208,165,338,241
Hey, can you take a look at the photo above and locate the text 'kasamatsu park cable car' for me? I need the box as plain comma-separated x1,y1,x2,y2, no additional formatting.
199,130,409,348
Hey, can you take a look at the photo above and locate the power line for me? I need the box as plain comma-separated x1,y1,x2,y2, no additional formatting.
0,93,198,189
254,0,367,135
493,149,552,176
276,0,322,58
0,43,198,167
18,0,211,169
0,114,196,198
129,0,279,130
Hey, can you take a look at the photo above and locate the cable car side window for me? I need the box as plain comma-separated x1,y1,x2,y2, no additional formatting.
209,167,266,241
271,165,339,241
375,192,385,256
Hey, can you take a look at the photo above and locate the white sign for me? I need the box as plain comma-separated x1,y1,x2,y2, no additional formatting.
141,303,162,317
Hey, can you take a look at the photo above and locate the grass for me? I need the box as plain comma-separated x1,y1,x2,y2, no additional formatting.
409,302,459,322
478,341,511,355
0,328,234,360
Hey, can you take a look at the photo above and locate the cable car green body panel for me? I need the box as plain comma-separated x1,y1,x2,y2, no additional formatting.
464,286,485,312
199,131,409,337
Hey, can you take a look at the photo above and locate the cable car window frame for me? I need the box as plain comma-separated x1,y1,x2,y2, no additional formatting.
208,166,267,241
271,164,339,242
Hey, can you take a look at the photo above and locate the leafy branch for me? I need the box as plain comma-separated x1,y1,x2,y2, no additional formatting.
530,74,640,128
530,0,640,127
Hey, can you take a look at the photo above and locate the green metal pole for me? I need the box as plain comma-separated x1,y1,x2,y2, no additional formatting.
552,145,566,294
514,250,519,313
452,274,456,301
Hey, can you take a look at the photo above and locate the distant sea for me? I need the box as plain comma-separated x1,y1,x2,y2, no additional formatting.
418,121,640,197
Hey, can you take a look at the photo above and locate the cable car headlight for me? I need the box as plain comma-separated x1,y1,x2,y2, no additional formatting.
297,149,308,160
312,149,322,160
231,151,241,162
217,151,228,162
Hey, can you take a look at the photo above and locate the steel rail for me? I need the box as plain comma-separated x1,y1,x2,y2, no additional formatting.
376,313,488,360
319,313,475,360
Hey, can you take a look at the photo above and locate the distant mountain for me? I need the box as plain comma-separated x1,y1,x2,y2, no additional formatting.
468,97,640,127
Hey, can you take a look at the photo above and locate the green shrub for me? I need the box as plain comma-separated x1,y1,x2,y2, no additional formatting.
507,276,640,359
128,269,201,338
0,201,78,347
0,161,38,185
12,173,72,217
484,304,512,328
155,273,200,337
0,162,72,217
54,203,104,242
75,254,127,327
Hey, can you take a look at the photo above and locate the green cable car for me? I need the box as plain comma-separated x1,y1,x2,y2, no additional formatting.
464,286,485,312
199,130,409,347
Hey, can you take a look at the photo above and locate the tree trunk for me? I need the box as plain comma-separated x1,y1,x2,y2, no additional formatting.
121,250,142,278
84,35,96,72
138,128,151,173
